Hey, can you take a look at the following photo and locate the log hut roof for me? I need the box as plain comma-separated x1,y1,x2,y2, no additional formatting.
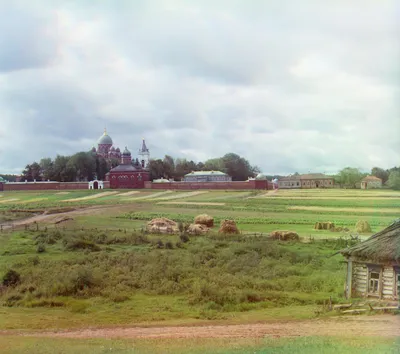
340,219,400,263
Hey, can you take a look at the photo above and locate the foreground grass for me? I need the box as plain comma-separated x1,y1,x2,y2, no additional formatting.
1,336,399,354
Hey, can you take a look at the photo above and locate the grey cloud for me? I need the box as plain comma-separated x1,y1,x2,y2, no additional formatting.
0,0,399,175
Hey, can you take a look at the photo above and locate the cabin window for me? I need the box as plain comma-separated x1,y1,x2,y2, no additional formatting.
367,266,381,295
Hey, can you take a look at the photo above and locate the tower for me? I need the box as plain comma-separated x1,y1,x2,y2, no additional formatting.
138,138,150,169
121,147,132,165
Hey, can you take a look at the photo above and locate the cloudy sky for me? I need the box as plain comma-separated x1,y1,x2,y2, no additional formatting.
0,0,399,175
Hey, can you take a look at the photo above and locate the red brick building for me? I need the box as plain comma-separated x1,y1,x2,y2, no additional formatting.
106,147,150,189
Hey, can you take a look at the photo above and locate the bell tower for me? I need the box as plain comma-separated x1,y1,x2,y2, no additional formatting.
138,138,150,169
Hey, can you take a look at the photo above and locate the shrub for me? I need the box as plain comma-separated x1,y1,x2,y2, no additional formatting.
165,241,174,249
37,244,46,253
65,239,101,252
180,234,190,243
2,270,21,287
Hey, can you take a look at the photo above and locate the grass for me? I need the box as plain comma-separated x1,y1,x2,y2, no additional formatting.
1,336,399,354
0,188,399,352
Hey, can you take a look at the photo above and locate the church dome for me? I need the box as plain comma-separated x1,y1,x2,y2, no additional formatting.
255,173,267,180
97,130,113,145
122,147,131,156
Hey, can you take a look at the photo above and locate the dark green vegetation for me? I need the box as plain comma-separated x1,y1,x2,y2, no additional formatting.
0,227,352,326
1,336,399,354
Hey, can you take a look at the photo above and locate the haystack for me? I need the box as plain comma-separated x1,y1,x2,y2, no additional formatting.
355,220,371,233
270,230,299,241
146,218,178,234
194,214,214,227
218,219,239,234
314,222,335,230
187,223,209,235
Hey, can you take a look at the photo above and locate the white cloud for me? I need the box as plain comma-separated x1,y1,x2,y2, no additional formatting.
0,0,398,175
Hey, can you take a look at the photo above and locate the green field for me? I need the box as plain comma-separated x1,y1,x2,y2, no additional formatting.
0,188,399,353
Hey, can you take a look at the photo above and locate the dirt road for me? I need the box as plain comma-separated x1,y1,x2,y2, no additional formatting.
5,315,399,339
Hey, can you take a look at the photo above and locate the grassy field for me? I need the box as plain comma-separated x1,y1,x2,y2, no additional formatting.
1,336,399,354
0,188,399,352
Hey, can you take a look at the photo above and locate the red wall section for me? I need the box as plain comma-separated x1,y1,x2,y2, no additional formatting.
3,181,110,191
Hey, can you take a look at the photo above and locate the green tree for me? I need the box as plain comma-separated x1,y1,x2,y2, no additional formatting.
95,156,109,180
39,158,54,180
148,159,165,180
68,152,96,181
371,167,389,184
388,171,400,190
337,167,364,188
175,159,197,179
204,158,226,173
163,155,175,179
222,153,258,181
53,155,75,182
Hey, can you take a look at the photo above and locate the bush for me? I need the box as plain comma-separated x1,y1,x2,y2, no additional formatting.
180,234,190,243
37,244,46,253
165,241,174,249
65,239,101,252
2,270,21,287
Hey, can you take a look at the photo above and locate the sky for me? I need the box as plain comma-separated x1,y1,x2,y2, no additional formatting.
0,0,399,175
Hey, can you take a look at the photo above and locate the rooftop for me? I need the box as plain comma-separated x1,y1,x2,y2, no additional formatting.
362,175,382,182
340,219,400,263
184,171,228,176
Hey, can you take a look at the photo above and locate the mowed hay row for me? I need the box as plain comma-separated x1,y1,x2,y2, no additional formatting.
194,214,214,227
129,191,173,200
62,191,119,202
155,191,208,201
116,191,141,197
219,219,240,234
0,198,20,204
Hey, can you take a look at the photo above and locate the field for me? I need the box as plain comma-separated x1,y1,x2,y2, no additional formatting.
0,188,399,353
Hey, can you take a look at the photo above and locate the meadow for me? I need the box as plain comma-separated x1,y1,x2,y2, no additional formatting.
0,188,399,353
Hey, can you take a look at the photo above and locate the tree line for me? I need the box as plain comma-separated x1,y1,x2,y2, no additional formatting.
335,166,400,190
2,152,399,190
148,153,260,181
12,151,260,183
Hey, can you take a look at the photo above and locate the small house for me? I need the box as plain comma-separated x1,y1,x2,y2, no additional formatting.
361,176,382,189
340,219,400,300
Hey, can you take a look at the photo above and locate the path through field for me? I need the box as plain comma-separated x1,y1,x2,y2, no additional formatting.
10,315,400,339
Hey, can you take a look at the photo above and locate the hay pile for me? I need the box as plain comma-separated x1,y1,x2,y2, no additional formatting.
218,219,239,234
146,218,178,234
330,226,350,232
355,220,372,233
314,222,335,230
269,230,299,241
194,214,214,227
187,223,209,235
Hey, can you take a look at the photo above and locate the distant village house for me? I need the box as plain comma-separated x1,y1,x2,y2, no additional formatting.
361,176,382,189
278,173,334,189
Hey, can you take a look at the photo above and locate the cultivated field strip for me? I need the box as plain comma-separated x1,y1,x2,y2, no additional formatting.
125,190,173,200
157,201,226,206
153,191,208,201
62,191,119,202
288,206,400,213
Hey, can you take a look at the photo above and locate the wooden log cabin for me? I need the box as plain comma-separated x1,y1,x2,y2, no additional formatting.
340,219,400,301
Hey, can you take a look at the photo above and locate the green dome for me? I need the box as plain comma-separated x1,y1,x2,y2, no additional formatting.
0,176,5,182
97,130,113,145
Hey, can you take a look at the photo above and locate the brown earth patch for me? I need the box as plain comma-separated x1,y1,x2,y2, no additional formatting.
6,315,400,339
